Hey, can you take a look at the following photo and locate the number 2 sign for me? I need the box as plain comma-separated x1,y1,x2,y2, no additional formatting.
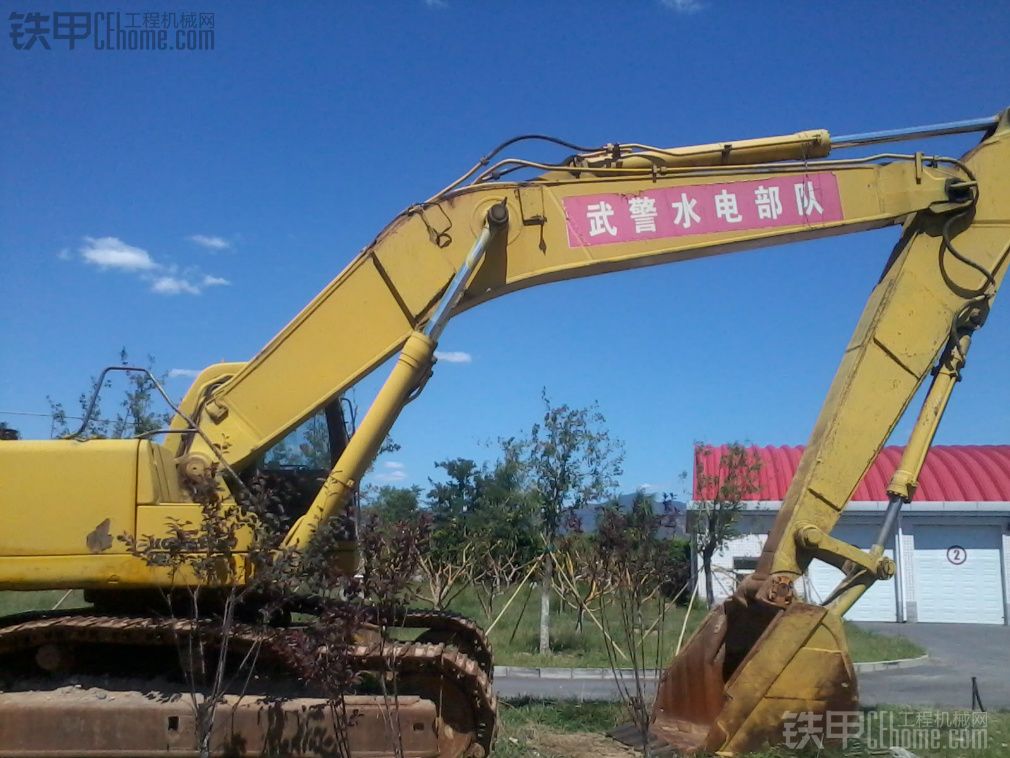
946,545,967,565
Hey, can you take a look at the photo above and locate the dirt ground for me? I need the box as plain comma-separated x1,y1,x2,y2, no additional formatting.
518,730,638,758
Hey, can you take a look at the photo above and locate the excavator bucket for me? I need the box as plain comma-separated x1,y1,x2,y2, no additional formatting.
644,599,857,756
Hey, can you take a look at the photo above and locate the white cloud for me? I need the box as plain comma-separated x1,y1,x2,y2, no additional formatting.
188,234,231,251
80,236,158,271
660,0,704,12
57,247,72,260
148,271,229,296
168,368,201,379
75,236,229,296
151,276,201,295
424,0,448,7
375,461,407,483
434,350,472,364
639,483,656,492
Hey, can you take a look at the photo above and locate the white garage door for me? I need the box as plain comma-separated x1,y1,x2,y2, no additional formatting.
914,524,1005,625
804,524,898,621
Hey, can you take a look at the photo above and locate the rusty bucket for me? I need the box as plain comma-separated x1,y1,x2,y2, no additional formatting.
643,599,858,756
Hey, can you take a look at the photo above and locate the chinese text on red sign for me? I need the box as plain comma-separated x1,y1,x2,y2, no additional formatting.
564,173,844,247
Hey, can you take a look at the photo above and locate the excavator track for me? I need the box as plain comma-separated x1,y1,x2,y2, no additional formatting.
262,598,494,679
363,606,494,679
0,611,496,757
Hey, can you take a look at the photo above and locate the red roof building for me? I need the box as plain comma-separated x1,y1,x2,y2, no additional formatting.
694,445,1010,503
691,444,1010,625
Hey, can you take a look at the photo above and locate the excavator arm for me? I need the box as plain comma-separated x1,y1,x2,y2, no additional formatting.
166,112,1008,588
175,138,975,471
650,120,1010,754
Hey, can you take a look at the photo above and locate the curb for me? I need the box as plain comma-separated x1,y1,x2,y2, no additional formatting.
853,654,930,673
493,667,660,680
493,655,929,680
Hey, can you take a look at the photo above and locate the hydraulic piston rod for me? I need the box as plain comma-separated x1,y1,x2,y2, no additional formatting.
281,205,508,555
832,115,1000,149
829,311,983,617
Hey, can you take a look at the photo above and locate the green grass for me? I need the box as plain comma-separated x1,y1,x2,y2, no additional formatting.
1,586,924,666
432,585,924,667
501,699,626,734
845,619,924,662
494,700,627,758
717,706,1010,758
0,590,89,616
494,701,1010,757
438,586,704,669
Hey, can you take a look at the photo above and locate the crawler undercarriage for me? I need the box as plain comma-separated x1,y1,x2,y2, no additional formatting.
0,605,496,758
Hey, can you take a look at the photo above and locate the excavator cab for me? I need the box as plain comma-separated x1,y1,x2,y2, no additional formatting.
239,399,353,532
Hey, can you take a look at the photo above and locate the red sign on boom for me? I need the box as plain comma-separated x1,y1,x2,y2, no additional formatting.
564,172,844,248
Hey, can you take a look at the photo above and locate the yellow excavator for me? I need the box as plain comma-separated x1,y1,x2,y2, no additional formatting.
1,107,1008,757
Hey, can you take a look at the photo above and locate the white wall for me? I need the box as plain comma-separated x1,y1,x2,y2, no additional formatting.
692,505,1010,625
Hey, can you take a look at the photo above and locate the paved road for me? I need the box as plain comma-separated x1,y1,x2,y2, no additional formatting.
494,623,1010,709
495,674,654,702
857,622,1010,710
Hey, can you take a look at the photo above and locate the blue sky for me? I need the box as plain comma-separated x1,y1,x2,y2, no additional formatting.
2,1,1008,497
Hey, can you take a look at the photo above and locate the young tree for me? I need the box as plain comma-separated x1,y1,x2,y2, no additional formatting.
123,464,429,758
661,536,693,605
555,529,613,634
417,459,482,609
691,443,763,605
395,445,539,619
592,491,683,751
517,390,624,655
467,443,539,619
47,348,170,438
